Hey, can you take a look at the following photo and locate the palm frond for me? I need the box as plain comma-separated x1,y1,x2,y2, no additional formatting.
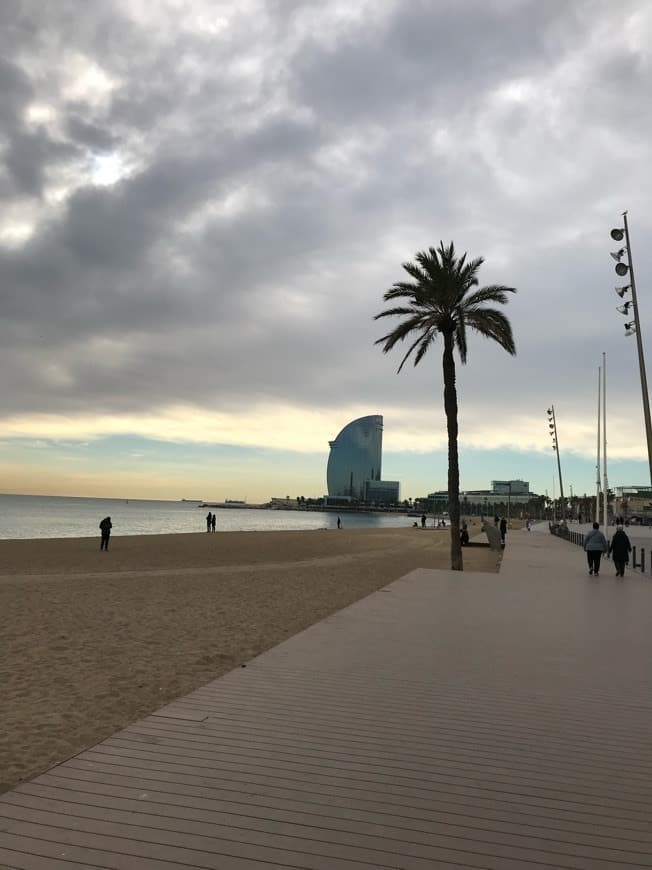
464,285,516,308
454,319,468,365
412,332,435,367
464,308,517,355
398,330,435,372
401,261,430,286
374,304,419,322
373,241,517,365
375,311,430,352
382,282,422,303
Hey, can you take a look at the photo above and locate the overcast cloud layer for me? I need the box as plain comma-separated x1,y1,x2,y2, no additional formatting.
2,0,652,497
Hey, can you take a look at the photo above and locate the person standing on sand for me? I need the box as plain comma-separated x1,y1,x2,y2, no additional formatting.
500,517,507,543
421,514,426,528
337,516,341,529
609,524,632,577
211,512,216,533
206,511,212,532
99,516,112,551
584,521,608,576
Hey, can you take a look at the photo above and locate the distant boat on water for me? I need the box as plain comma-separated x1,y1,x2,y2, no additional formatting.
198,500,262,509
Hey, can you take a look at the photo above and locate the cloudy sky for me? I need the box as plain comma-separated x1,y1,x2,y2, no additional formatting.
2,0,652,502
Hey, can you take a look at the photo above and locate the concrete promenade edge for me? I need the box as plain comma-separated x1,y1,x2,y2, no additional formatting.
1,527,652,868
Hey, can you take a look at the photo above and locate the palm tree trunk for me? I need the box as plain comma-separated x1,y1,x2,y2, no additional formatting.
442,331,463,570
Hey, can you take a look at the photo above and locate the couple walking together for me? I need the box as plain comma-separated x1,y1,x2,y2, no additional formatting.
583,522,631,577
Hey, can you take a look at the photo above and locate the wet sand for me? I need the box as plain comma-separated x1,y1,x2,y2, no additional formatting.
1,523,498,793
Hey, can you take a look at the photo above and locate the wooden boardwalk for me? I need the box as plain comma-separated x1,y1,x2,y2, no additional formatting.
2,528,652,868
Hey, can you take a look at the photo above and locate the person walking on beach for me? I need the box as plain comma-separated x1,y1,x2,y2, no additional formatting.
584,521,608,576
206,511,212,532
609,524,632,577
211,512,216,533
421,514,426,528
99,516,112,551
499,517,507,543
337,516,341,529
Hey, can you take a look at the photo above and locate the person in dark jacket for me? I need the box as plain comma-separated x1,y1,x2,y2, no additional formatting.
99,516,112,551
608,525,632,577
583,521,608,576
499,517,507,543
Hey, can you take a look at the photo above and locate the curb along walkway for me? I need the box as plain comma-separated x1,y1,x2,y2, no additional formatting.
2,531,652,868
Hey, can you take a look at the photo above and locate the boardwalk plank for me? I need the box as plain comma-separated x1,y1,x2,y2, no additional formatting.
20,776,652,848
4,788,651,866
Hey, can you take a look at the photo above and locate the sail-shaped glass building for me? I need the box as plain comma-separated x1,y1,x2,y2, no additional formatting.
327,415,383,500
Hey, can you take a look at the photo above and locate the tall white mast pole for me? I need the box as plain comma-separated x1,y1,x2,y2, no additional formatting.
596,365,601,523
603,352,608,533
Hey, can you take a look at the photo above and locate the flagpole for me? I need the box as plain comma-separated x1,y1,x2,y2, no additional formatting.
596,365,601,523
603,352,608,533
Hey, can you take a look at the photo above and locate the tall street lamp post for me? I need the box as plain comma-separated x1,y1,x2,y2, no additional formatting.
611,212,652,485
547,405,566,521
507,481,511,526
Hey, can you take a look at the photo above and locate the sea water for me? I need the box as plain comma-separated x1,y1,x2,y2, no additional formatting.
0,494,414,540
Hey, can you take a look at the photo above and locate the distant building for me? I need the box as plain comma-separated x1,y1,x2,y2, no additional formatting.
613,486,652,518
425,480,539,512
269,497,296,509
491,479,529,496
326,414,399,505
365,479,400,505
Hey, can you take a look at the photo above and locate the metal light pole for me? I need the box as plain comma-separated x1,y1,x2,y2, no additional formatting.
603,351,609,532
611,212,652,486
547,405,566,521
596,365,601,523
507,481,511,526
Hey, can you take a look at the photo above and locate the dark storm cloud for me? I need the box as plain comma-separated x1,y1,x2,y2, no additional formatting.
1,0,651,450
0,57,33,124
290,0,561,123
65,115,117,151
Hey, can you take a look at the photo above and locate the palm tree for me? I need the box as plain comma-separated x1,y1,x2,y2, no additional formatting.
374,242,517,570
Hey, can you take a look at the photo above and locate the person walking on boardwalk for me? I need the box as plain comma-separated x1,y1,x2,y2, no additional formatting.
99,516,112,551
609,524,632,577
206,511,212,532
584,521,608,576
499,516,507,543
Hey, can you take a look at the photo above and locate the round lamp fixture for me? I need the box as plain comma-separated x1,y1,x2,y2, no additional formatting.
615,262,629,277
611,228,625,241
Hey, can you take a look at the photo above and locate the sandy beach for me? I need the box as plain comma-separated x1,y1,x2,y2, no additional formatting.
1,524,498,793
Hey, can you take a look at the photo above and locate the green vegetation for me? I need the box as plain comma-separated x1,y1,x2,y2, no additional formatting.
374,242,517,570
